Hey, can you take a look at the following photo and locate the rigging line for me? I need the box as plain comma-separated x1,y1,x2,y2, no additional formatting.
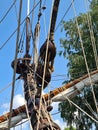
0,0,17,23
55,0,74,32
51,83,97,119
14,0,18,22
31,0,36,22
72,0,98,115
43,4,47,38
14,119,28,127
8,0,22,129
0,0,41,51
82,97,97,118
30,1,36,59
52,83,98,124
52,67,97,77
26,64,53,88
74,87,97,119
0,82,13,94
66,96,98,124
85,0,98,69
18,23,26,52
51,78,67,81
0,76,20,95
21,81,33,130
36,1,55,130
30,0,35,43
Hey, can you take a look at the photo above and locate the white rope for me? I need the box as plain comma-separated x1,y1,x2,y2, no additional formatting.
72,0,98,115
51,83,98,123
84,0,98,69
66,96,98,124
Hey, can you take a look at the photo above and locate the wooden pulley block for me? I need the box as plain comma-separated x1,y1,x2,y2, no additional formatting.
40,40,56,62
36,63,51,88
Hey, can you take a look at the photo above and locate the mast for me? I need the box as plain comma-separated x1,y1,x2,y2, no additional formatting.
11,0,61,129
27,0,30,16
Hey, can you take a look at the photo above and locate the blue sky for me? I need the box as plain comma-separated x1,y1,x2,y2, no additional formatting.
0,0,89,129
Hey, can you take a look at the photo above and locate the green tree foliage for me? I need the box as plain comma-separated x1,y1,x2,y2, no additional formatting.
59,0,98,130
64,126,76,130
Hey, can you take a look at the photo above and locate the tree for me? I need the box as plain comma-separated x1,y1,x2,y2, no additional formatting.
59,0,98,129
64,126,76,130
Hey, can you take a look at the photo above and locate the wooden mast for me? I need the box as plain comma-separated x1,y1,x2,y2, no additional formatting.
8,0,61,129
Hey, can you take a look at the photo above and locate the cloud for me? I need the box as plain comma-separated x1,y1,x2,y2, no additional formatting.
13,94,25,108
54,119,67,130
1,102,10,110
1,94,66,130
1,94,29,130
1,94,25,114
51,102,59,112
11,120,29,130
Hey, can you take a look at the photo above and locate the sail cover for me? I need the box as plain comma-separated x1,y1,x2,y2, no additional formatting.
0,69,98,128
0,113,26,130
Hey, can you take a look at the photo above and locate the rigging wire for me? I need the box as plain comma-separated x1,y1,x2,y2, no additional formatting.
0,0,41,51
84,0,98,69
0,76,21,95
55,0,74,32
42,1,47,39
14,0,18,22
0,0,17,24
72,0,98,116
50,83,98,124
18,23,26,53
0,67,97,95
8,0,22,129
14,119,28,127
66,96,98,124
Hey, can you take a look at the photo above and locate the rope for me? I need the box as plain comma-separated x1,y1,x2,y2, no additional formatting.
43,7,47,39
8,0,22,129
72,0,98,115
0,82,13,94
14,0,18,22
0,0,41,50
66,96,98,124
0,0,17,23
30,0,35,60
14,119,28,127
82,97,98,118
84,0,98,69
33,22,40,71
55,0,74,32
50,85,98,124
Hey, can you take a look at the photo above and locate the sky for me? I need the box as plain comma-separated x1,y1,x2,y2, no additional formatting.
0,0,89,130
